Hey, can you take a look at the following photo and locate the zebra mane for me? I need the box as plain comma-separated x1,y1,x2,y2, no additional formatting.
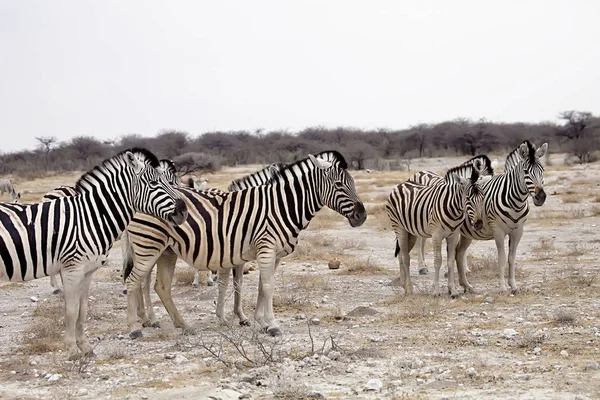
505,140,537,171
444,162,482,185
74,147,160,192
227,163,286,192
158,159,177,176
270,150,349,182
462,155,494,176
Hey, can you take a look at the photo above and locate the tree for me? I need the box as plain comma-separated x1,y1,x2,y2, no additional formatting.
344,140,376,170
556,111,599,163
406,124,429,158
35,136,58,170
173,152,221,176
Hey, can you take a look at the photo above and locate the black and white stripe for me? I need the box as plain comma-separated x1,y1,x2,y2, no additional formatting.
0,149,187,358
123,151,366,338
455,141,548,293
386,160,486,297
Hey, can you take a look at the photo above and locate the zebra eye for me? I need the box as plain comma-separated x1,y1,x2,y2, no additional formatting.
149,180,159,188
334,181,344,189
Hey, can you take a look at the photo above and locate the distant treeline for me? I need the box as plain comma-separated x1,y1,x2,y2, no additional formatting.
2,111,598,177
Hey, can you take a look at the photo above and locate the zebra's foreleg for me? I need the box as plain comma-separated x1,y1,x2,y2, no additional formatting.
507,225,524,294
233,264,249,325
492,228,509,292
215,268,231,323
139,269,160,328
455,235,475,293
445,233,460,298
126,262,158,339
254,251,281,336
417,237,428,275
431,232,445,296
60,266,86,359
154,250,194,334
192,269,200,288
50,274,62,295
75,272,94,357
397,230,413,295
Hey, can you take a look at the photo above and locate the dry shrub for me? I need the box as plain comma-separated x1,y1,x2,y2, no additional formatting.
384,294,442,322
554,308,577,326
340,257,387,275
590,205,600,216
466,252,497,280
567,208,586,219
292,274,329,291
564,242,589,257
517,330,549,349
175,268,197,286
531,236,556,260
22,300,64,354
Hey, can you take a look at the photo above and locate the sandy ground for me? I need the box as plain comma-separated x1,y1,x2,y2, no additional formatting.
1,154,600,400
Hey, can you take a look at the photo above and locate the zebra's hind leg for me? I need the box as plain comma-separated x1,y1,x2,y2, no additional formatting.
431,231,445,296
75,272,95,357
232,264,249,325
61,266,91,359
154,250,194,335
140,269,160,328
417,237,428,275
396,230,415,295
215,268,231,324
492,228,509,292
50,274,62,295
254,252,281,336
507,225,524,294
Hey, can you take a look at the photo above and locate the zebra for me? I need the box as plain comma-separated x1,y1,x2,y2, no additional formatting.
0,149,187,359
409,155,495,275
0,179,21,203
44,159,184,297
386,159,486,297
191,163,286,288
123,151,366,338
454,141,548,294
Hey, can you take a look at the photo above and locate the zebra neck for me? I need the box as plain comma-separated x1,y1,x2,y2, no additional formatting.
274,166,323,232
506,163,530,203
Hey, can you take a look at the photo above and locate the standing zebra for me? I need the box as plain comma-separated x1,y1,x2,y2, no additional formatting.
0,149,187,358
454,141,547,294
44,159,184,296
0,179,21,203
132,162,288,329
386,160,486,297
123,151,366,338
409,155,495,275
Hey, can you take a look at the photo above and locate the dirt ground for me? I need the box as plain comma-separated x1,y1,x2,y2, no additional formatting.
1,153,599,400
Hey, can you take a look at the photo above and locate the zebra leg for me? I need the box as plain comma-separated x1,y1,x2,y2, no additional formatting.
140,269,160,328
207,270,214,286
153,251,194,334
233,264,249,325
254,252,281,336
61,267,85,359
493,228,509,292
445,233,460,298
397,231,414,295
50,274,62,295
216,268,231,323
455,235,475,293
431,232,445,296
126,260,160,339
417,237,428,275
75,272,94,357
192,269,200,288
507,225,524,294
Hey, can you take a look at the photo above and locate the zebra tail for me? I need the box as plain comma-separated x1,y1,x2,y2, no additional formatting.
121,232,134,282
394,239,400,258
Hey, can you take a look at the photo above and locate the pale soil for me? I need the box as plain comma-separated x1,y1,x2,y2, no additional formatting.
1,154,599,400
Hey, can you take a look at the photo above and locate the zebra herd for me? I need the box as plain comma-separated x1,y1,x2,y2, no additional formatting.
0,141,547,358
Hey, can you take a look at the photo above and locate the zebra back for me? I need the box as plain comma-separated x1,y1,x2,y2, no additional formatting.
228,163,286,192
409,154,494,186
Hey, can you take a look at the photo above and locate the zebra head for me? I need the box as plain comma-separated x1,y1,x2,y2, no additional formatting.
516,141,548,207
308,151,367,227
448,158,487,231
158,159,183,187
124,149,188,225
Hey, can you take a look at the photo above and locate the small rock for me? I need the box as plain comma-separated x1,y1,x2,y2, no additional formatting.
310,317,321,325
560,350,569,358
328,260,341,270
502,329,518,339
457,311,466,316
585,361,599,370
10,370,16,375
164,354,176,360
141,396,148,400
30,296,39,303
533,347,542,356
328,351,341,361
77,388,88,396
364,379,383,392
174,354,189,364
466,367,477,378
476,338,488,346
48,374,62,382
100,375,110,380
294,314,306,320
308,391,326,399
346,306,380,317
485,296,494,304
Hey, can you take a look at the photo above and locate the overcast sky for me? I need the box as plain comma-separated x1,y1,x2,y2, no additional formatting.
1,1,598,153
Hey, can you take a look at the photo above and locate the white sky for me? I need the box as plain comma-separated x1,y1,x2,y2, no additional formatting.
1,0,598,153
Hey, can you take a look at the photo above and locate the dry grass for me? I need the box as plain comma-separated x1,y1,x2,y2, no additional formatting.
466,252,497,281
339,257,387,275
174,268,197,286
561,194,580,203
21,300,64,354
382,294,443,322
553,308,577,326
531,236,556,261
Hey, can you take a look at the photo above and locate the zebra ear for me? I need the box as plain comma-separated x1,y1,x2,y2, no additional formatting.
535,143,548,159
472,159,484,173
196,180,208,190
309,154,333,169
518,143,529,159
491,159,499,170
125,151,144,174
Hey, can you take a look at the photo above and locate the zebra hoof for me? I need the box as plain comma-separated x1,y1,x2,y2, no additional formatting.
239,319,251,327
192,283,199,289
266,327,282,337
182,327,197,336
122,288,128,295
52,289,62,295
418,268,429,275
207,281,214,287
443,272,448,278
150,321,161,328
129,330,143,340
511,288,519,295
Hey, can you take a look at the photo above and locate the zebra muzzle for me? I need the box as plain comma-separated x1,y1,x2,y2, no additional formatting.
348,202,367,227
533,187,546,206
472,219,484,231
168,199,189,225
